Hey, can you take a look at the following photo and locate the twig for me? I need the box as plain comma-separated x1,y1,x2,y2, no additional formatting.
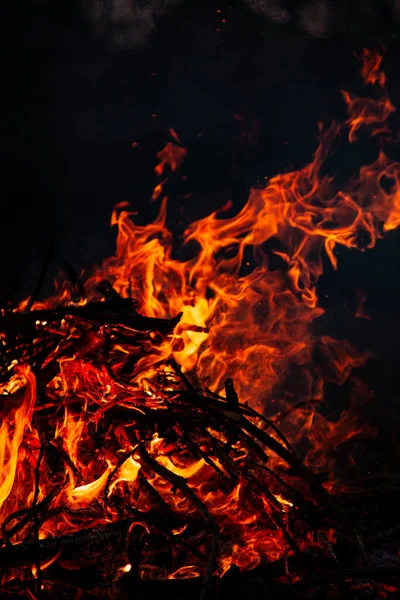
224,378,239,405
200,521,219,600
0,519,133,567
167,357,195,390
284,565,400,592
0,302,182,335
1,489,62,544
32,442,46,594
139,445,220,590
126,523,147,600
139,445,213,522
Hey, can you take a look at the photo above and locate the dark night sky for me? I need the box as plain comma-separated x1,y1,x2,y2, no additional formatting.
1,0,400,365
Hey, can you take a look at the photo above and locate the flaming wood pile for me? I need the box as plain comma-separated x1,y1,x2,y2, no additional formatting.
0,287,399,599
1,48,400,598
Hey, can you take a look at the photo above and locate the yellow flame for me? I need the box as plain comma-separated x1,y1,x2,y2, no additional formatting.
0,368,36,510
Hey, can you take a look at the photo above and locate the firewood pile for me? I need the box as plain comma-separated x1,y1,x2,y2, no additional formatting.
0,284,399,600
1,47,400,599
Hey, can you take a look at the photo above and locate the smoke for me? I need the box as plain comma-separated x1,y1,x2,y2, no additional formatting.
243,0,400,39
83,0,184,47
82,0,400,48
393,0,400,21
244,0,290,24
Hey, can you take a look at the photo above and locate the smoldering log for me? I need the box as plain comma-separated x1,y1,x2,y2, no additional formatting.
0,519,132,568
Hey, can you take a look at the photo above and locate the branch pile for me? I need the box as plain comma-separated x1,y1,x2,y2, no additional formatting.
0,283,398,599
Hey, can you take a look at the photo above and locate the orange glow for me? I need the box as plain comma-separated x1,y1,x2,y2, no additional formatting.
0,367,36,511
154,139,187,177
0,49,399,583
108,456,141,496
69,465,112,505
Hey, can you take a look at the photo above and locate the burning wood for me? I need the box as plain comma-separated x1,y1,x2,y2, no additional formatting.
0,49,399,598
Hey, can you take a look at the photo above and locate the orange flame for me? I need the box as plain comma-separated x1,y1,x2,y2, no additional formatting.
151,132,187,201
0,367,36,511
1,48,400,582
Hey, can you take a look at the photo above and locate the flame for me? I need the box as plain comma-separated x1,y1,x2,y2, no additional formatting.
154,137,187,177
0,49,399,584
156,456,206,478
69,466,112,505
31,549,62,577
151,132,187,200
108,456,141,496
0,367,36,510
357,48,386,87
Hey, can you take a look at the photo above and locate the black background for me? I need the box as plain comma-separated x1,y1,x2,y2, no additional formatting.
1,0,400,374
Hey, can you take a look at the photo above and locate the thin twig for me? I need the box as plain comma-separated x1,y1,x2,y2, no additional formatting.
200,521,219,600
32,442,46,591
139,444,220,591
139,445,213,522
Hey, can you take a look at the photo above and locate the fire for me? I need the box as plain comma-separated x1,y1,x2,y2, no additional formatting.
69,464,112,505
0,49,399,589
0,367,36,511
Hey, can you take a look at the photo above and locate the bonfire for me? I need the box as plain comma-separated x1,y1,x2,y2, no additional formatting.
0,49,399,599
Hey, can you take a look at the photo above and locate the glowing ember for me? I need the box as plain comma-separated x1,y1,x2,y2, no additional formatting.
0,49,399,596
